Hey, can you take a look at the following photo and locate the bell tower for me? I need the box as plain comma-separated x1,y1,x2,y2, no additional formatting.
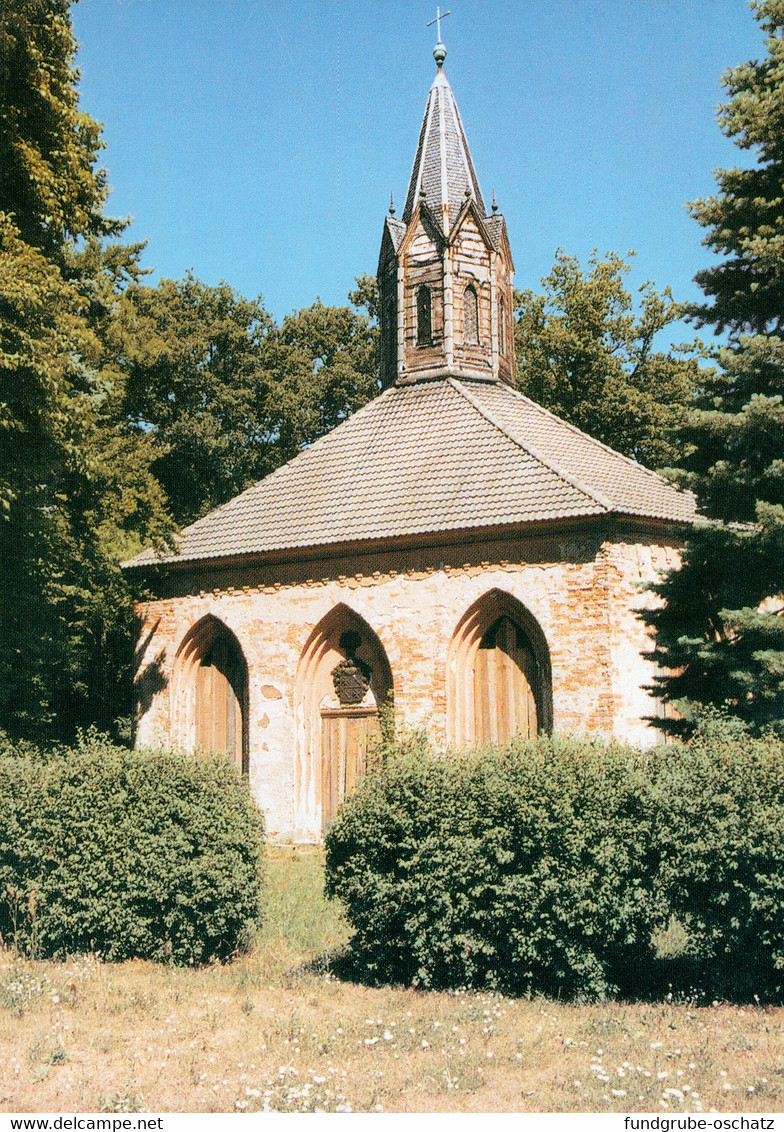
378,21,515,389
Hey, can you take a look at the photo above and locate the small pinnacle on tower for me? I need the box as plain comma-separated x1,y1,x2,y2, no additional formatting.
426,6,450,67
389,192,395,216
492,190,499,213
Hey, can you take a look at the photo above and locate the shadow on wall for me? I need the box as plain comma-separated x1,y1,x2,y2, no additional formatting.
133,616,169,736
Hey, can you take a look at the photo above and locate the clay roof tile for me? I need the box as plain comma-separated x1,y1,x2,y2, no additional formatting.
123,378,696,570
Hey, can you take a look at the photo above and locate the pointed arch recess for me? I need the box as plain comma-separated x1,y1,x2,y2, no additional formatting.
465,283,479,345
448,590,552,748
417,284,432,346
172,615,248,772
295,605,393,833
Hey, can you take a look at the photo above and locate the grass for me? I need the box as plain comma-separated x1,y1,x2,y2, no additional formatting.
0,848,782,1113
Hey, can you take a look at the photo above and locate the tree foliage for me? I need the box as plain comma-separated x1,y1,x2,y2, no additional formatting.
648,0,784,732
0,2,172,741
0,0,122,258
120,279,378,528
121,275,277,527
272,293,378,452
514,249,702,468
0,219,174,739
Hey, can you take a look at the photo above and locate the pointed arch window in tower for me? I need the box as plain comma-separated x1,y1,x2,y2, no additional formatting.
416,284,432,346
498,294,506,357
383,291,397,374
465,284,479,345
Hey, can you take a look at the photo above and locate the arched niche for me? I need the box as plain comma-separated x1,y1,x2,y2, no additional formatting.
447,590,552,748
295,604,393,833
172,615,248,773
417,284,432,346
464,283,479,344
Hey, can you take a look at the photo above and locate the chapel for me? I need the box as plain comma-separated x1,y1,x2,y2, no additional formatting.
125,32,696,842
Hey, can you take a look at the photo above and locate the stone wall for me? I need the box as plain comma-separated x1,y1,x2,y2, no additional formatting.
133,522,682,841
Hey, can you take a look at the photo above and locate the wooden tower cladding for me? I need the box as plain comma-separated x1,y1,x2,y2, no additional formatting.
377,57,515,388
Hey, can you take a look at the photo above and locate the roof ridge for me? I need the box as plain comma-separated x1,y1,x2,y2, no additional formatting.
447,378,613,512
502,383,691,497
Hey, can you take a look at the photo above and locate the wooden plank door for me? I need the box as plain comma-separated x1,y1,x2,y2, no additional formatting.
195,644,243,768
320,705,380,831
474,616,538,745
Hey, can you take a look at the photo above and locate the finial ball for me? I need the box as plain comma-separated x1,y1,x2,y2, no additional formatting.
433,40,446,66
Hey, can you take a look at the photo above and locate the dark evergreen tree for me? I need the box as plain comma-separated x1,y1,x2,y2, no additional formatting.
647,0,784,732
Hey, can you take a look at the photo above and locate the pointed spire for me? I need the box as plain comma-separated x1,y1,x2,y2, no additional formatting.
402,48,486,230
492,189,499,213
389,192,395,216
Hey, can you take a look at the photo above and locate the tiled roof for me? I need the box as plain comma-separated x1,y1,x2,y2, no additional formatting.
123,378,697,570
483,213,506,253
402,67,486,231
383,215,406,253
465,383,698,525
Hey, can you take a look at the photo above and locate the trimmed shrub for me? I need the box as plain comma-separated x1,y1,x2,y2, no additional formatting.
0,733,265,963
650,718,784,1001
325,734,666,1000
326,724,784,1002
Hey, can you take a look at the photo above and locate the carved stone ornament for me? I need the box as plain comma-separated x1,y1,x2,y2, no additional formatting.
331,630,372,705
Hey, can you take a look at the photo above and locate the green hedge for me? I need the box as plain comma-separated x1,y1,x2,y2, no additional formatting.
325,727,784,1001
325,734,666,1000
652,718,784,1001
0,734,265,963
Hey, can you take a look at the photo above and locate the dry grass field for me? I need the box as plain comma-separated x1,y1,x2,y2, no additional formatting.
0,849,782,1114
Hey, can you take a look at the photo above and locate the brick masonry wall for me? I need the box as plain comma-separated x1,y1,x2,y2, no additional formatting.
133,525,682,841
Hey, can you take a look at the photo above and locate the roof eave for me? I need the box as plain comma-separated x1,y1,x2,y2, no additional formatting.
122,509,696,579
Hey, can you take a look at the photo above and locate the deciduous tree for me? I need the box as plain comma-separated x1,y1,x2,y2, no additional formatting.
514,250,702,468
0,0,122,258
0,2,173,740
120,280,379,529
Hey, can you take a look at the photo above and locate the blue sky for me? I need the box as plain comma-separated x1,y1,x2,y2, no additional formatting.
71,0,765,334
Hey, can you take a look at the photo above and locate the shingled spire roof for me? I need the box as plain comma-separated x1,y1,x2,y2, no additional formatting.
402,64,486,232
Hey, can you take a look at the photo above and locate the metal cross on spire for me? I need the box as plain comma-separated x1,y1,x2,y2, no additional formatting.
426,6,450,66
426,6,450,41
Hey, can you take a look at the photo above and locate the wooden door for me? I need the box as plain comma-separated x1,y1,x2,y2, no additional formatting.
320,704,380,830
195,638,244,768
474,616,539,745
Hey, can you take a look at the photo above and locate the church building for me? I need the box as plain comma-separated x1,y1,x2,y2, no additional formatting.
124,34,696,842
